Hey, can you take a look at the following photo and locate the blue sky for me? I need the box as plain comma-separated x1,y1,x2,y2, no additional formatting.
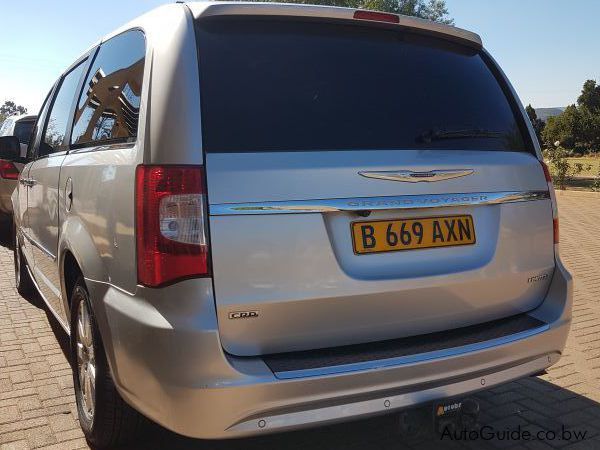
446,0,600,110
1,0,598,113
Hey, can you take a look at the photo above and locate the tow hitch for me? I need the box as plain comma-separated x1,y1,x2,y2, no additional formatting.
433,398,480,435
397,398,481,439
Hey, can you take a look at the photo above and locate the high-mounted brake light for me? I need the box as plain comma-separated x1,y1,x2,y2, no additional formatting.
353,10,400,24
0,160,19,180
136,165,209,287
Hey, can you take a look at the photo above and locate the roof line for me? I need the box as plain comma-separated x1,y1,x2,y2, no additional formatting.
188,2,482,48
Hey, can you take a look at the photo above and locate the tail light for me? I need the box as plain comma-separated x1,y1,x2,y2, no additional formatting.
0,160,19,180
540,160,553,183
353,10,400,23
136,165,209,287
540,160,559,245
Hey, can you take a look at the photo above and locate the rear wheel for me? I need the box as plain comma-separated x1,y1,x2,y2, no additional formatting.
0,216,12,247
70,277,145,448
13,224,34,295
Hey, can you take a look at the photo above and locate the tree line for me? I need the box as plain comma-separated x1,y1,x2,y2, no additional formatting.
258,0,453,23
527,80,600,153
0,100,28,125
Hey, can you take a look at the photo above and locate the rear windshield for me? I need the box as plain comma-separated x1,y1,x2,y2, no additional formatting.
13,121,34,145
196,19,531,153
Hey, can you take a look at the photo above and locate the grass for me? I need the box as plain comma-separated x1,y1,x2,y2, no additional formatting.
565,156,600,178
551,155,600,191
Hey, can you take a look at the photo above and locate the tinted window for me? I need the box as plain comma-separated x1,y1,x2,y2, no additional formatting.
42,62,87,156
196,19,530,153
14,121,34,145
28,88,54,160
71,30,145,147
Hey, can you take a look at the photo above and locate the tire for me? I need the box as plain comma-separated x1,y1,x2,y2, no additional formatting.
0,216,12,248
13,224,34,295
70,276,145,448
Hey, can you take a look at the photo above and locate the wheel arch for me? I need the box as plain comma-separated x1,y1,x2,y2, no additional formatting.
59,217,121,383
62,250,82,313
59,216,107,320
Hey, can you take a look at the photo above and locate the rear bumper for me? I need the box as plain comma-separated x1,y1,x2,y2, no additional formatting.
88,257,572,439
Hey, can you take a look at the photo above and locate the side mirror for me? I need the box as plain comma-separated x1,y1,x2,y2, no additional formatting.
0,136,23,162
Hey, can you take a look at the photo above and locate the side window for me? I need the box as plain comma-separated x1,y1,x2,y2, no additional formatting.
27,87,55,160
41,61,87,157
71,30,145,147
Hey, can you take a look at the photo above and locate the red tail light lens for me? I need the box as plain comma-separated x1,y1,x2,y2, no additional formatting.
540,160,552,183
353,10,400,23
0,160,19,180
540,160,558,243
136,165,209,287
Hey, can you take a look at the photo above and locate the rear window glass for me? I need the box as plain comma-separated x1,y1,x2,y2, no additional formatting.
14,121,34,145
196,19,531,153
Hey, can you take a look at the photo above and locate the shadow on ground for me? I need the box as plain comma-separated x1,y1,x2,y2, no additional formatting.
0,219,13,249
20,289,72,366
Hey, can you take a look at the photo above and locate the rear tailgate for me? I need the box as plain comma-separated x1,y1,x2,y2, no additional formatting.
195,16,554,356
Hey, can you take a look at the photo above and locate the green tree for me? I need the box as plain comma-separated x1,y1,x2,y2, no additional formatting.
542,105,580,150
543,144,588,189
254,0,453,23
0,100,28,126
578,105,600,150
525,104,545,146
543,79,600,153
577,80,600,113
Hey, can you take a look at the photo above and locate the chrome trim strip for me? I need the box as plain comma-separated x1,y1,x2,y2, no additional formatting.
359,169,474,183
210,191,550,216
22,232,56,261
271,322,549,380
24,263,70,334
228,353,558,434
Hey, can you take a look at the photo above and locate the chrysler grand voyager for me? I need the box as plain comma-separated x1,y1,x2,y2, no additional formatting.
1,2,572,447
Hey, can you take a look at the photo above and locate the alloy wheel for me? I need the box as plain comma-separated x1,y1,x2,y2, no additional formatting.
76,298,96,422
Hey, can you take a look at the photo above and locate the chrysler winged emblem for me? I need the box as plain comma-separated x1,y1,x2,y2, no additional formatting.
359,169,474,183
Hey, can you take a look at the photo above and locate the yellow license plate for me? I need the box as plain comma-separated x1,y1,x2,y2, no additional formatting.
351,215,476,255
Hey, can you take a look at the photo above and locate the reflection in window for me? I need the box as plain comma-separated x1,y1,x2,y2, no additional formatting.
0,120,12,135
94,115,116,140
42,62,87,155
71,30,145,146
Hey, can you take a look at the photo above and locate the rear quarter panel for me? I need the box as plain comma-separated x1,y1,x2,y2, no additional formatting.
59,146,140,294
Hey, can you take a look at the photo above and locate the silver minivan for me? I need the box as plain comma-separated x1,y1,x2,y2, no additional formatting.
1,2,572,448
